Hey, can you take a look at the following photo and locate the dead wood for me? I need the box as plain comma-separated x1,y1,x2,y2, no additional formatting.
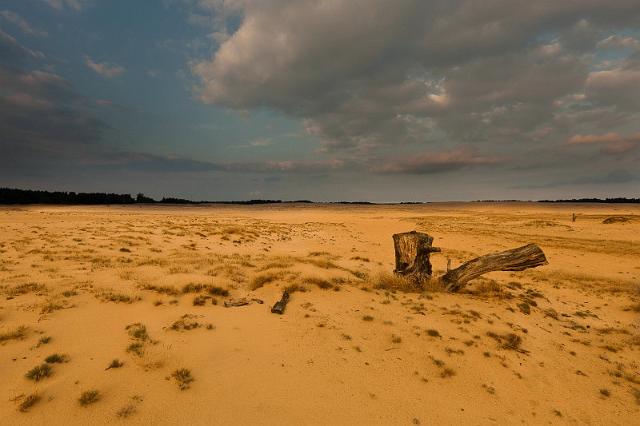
271,291,290,314
441,243,548,292
392,231,547,292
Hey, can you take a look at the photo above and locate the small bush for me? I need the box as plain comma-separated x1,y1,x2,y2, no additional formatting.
25,364,52,381
208,286,229,297
362,315,374,321
172,368,194,390
126,323,149,341
127,342,144,357
426,329,441,338
45,353,68,364
193,295,208,306
79,390,100,406
18,394,40,412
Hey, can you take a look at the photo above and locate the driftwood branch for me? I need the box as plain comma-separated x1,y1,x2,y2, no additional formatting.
441,243,548,292
271,291,290,314
392,231,547,292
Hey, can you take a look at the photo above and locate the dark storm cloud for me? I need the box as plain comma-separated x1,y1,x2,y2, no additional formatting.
0,29,106,172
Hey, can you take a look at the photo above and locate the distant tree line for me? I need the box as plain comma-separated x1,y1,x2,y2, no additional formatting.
0,188,288,205
538,198,640,204
0,188,135,204
1,187,638,205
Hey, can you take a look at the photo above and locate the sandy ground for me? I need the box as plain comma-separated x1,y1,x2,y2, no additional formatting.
0,202,638,425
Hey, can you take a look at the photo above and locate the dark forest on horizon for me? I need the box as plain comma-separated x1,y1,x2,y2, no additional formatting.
0,187,638,205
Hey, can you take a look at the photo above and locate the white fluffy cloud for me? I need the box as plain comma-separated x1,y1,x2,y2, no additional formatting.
192,0,640,159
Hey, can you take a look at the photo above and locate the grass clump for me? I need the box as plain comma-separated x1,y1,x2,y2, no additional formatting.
426,329,441,338
97,291,140,304
138,283,179,296
18,393,40,412
193,295,208,306
79,390,100,406
126,323,149,341
117,404,136,418
440,367,456,378
362,315,374,322
172,368,194,390
250,272,283,290
0,325,28,343
487,332,527,353
208,286,229,297
7,282,46,297
127,342,144,357
45,353,68,364
25,364,52,381
284,283,307,294
303,277,333,290
169,314,212,331
182,283,207,293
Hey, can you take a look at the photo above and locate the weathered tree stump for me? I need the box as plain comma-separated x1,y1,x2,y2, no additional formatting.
441,243,548,292
391,231,548,293
392,231,441,280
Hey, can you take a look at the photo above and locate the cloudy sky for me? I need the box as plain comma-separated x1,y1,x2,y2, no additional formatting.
1,0,639,201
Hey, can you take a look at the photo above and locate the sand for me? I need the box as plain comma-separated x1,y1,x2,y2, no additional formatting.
0,202,638,425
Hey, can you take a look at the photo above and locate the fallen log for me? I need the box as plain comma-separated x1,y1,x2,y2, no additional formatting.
441,243,548,292
271,291,290,314
223,297,264,308
392,231,441,281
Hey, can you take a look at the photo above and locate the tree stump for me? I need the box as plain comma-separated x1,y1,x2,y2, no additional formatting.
392,231,441,280
441,243,548,292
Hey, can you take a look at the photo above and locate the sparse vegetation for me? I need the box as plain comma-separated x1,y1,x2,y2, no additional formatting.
0,325,28,343
79,390,100,406
426,329,441,338
45,353,68,363
126,323,149,341
25,364,52,381
362,315,374,321
172,368,194,390
18,393,40,412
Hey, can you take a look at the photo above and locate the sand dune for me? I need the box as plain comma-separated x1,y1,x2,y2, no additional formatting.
1,203,638,425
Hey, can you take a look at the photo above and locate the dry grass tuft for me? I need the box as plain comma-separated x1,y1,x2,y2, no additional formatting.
284,283,307,294
302,276,333,290
172,368,194,390
0,325,28,343
126,323,149,341
370,272,444,293
250,271,285,290
18,394,40,412
45,353,68,364
25,364,52,381
79,390,100,406
138,283,179,296
117,404,136,418
96,290,140,304
6,282,46,297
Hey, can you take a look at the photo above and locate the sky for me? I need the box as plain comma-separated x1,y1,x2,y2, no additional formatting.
1,0,639,202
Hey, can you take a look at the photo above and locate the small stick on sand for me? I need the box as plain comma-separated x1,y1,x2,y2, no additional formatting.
271,291,290,314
